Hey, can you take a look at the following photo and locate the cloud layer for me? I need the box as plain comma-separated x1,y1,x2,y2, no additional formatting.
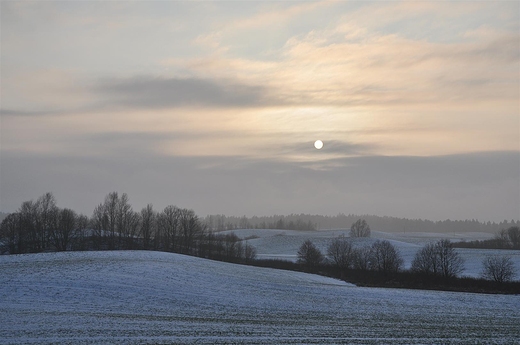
1,1,518,221
94,77,273,109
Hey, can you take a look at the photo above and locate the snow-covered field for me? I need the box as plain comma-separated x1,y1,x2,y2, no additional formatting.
229,229,520,278
1,251,519,344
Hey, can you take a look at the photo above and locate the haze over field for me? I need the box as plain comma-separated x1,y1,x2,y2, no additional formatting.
1,1,519,221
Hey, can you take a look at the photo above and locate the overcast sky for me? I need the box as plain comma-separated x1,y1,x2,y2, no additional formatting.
1,1,519,222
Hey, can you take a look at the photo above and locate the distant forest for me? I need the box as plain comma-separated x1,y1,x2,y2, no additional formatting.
203,213,519,234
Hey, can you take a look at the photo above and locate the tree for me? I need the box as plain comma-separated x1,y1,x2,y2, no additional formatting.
352,246,372,271
297,240,324,271
327,236,353,269
19,200,38,253
51,208,77,251
140,204,156,250
90,192,120,249
411,242,440,275
116,193,133,248
223,232,242,261
507,226,520,249
411,239,464,278
35,192,59,252
72,214,90,251
481,255,515,283
350,219,370,238
157,205,181,252
0,213,21,254
369,240,403,273
179,208,204,254
437,239,464,278
244,242,257,263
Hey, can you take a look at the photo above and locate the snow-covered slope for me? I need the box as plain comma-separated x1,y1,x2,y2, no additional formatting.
1,251,519,344
227,228,520,278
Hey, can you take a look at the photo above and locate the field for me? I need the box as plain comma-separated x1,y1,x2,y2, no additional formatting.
231,229,520,278
1,251,519,344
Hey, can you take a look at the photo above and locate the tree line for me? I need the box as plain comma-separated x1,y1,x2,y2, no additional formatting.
203,213,519,234
203,214,317,231
1,194,517,293
297,235,517,285
295,219,516,287
453,226,520,250
0,192,256,264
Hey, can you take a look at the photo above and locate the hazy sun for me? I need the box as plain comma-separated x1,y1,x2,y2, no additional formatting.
314,140,324,149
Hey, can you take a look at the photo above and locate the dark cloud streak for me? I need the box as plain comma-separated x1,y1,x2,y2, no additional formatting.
94,76,276,109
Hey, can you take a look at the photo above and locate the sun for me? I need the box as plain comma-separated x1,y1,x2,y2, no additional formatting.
314,140,324,149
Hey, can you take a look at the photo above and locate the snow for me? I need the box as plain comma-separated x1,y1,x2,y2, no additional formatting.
1,251,519,344
228,229,520,279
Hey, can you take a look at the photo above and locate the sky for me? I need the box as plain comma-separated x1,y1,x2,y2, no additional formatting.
1,1,519,222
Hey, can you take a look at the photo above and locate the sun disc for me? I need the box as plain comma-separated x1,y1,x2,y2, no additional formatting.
314,140,323,149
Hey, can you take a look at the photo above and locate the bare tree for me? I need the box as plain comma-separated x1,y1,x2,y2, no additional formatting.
297,240,324,271
223,233,241,261
507,226,520,249
411,242,440,275
481,255,516,283
140,204,156,250
0,213,21,254
437,239,464,278
327,236,354,269
35,193,59,251
129,211,142,249
495,229,511,248
411,239,464,278
73,214,90,251
352,246,372,270
157,205,181,252
369,240,403,273
90,192,120,249
244,242,257,263
116,193,133,248
179,208,204,254
19,200,38,253
51,208,77,251
350,219,370,238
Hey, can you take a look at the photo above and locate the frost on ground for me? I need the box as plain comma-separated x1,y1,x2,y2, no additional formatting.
1,251,519,345
233,229,520,278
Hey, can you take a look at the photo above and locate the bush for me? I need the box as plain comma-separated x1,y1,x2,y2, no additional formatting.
297,240,324,271
481,255,516,283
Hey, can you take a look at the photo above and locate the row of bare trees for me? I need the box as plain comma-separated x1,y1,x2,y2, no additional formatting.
411,239,464,278
298,236,516,282
0,192,257,264
0,193,89,254
454,226,520,250
88,192,205,253
298,237,403,273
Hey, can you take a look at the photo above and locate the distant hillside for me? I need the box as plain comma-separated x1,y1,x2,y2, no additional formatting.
203,213,519,234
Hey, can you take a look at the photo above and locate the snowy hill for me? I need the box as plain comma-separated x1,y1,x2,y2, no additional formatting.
1,251,519,344
226,228,520,278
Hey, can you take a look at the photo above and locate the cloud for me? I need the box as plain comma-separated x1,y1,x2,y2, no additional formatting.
0,109,55,117
278,140,378,162
93,76,277,109
1,150,518,222
170,1,519,109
